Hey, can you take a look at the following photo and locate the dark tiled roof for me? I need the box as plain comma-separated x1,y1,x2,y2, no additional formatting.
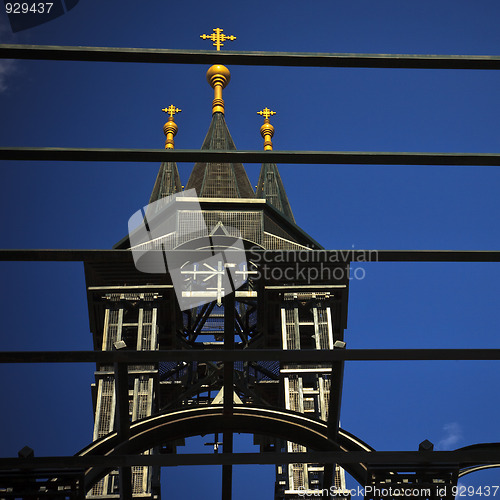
185,112,255,198
256,162,295,222
149,161,182,203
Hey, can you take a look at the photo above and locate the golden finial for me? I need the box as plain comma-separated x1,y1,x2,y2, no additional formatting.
200,28,235,114
162,105,181,149
206,65,231,115
200,28,236,51
258,108,276,151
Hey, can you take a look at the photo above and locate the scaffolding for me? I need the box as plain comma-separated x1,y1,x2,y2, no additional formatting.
1,43,500,500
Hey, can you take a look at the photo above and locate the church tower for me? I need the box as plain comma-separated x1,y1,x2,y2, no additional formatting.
84,29,350,499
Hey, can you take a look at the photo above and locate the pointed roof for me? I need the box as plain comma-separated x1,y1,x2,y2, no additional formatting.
149,161,182,203
256,162,295,222
185,112,255,199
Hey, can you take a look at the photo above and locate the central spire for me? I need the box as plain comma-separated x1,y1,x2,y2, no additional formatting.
186,29,254,199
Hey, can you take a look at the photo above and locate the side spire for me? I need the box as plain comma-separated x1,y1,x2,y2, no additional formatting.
149,105,182,203
256,108,295,221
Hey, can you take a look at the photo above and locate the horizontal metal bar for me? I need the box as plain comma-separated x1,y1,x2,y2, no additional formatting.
1,349,500,364
0,469,84,478
88,285,173,291
0,451,498,469
2,147,500,165
265,285,347,289
280,368,333,373
1,249,500,263
1,44,500,70
0,249,126,261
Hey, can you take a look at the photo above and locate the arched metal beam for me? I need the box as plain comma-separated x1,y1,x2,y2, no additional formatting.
459,464,500,478
79,405,499,491
78,405,373,490
456,443,500,478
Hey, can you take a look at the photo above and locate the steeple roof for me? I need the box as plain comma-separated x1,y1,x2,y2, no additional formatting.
185,112,255,199
149,161,182,203
148,104,183,204
255,108,295,222
256,162,295,222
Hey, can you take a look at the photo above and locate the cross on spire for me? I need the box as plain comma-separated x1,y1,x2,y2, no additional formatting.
162,105,182,118
258,107,276,151
200,28,236,51
257,107,276,120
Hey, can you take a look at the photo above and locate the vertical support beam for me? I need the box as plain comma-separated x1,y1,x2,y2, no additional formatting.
324,302,343,492
117,306,124,343
114,362,130,439
223,293,235,415
92,379,104,441
327,360,344,440
222,444,233,500
281,307,288,350
136,307,144,350
151,305,158,351
119,465,133,500
222,294,235,500
293,304,300,349
114,361,131,499
101,308,110,351
323,464,334,493
323,358,344,491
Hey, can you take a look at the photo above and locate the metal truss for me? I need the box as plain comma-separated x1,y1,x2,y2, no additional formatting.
1,251,500,497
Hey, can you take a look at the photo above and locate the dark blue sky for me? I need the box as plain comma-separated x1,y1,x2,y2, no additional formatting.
1,0,500,497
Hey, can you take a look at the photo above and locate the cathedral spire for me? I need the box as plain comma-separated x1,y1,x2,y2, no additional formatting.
185,29,254,199
256,108,295,221
149,105,182,203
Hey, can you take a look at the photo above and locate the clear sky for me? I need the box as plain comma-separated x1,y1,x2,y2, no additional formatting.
1,0,500,498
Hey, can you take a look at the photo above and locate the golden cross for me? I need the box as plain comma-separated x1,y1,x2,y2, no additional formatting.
162,105,182,118
257,108,276,120
200,28,236,51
